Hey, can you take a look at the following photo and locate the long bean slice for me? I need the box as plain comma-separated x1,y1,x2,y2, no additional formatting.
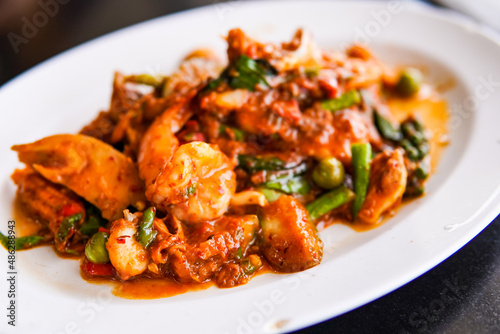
351,143,372,219
321,90,361,112
306,186,355,221
137,207,157,248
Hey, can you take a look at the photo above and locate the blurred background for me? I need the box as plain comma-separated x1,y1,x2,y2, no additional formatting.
0,0,225,86
1,1,499,333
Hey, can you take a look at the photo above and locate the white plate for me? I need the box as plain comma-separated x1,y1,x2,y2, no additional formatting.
2,1,500,333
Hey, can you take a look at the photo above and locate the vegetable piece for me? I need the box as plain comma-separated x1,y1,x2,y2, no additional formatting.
257,187,284,203
415,160,430,180
219,125,246,142
0,232,44,251
351,143,372,219
231,190,268,207
395,68,422,97
79,206,106,236
56,213,83,244
400,139,420,161
84,231,110,264
206,55,277,91
306,186,356,221
321,90,361,112
401,121,424,145
241,255,263,275
137,207,158,248
373,110,403,142
235,247,243,260
126,74,163,88
263,175,310,195
81,260,114,276
312,157,345,189
79,216,101,236
238,155,286,172
405,177,425,197
259,196,323,272
400,117,429,162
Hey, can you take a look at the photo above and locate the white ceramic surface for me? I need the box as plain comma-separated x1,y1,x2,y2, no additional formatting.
1,1,500,333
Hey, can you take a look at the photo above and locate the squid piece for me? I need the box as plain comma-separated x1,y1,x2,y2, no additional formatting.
12,168,86,252
259,195,323,272
12,134,146,221
166,215,259,283
163,48,222,97
146,142,236,224
106,211,149,280
358,149,408,224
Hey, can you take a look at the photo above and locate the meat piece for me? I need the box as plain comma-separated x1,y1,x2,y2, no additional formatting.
358,149,407,224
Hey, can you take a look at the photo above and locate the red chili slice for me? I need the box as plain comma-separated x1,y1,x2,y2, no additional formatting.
81,260,114,276
60,202,83,217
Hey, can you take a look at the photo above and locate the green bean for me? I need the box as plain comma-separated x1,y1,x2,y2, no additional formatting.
351,143,372,219
321,90,362,112
312,157,345,189
85,232,110,264
395,68,422,97
373,110,403,142
0,232,44,251
137,207,158,248
306,186,356,221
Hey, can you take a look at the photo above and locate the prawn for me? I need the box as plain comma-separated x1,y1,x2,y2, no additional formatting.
146,141,236,224
139,94,236,224
106,210,149,280
12,134,146,221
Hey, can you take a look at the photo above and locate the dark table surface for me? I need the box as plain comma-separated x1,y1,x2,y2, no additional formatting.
1,1,499,333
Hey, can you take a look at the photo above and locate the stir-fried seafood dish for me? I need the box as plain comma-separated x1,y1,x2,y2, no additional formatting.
2,29,447,294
